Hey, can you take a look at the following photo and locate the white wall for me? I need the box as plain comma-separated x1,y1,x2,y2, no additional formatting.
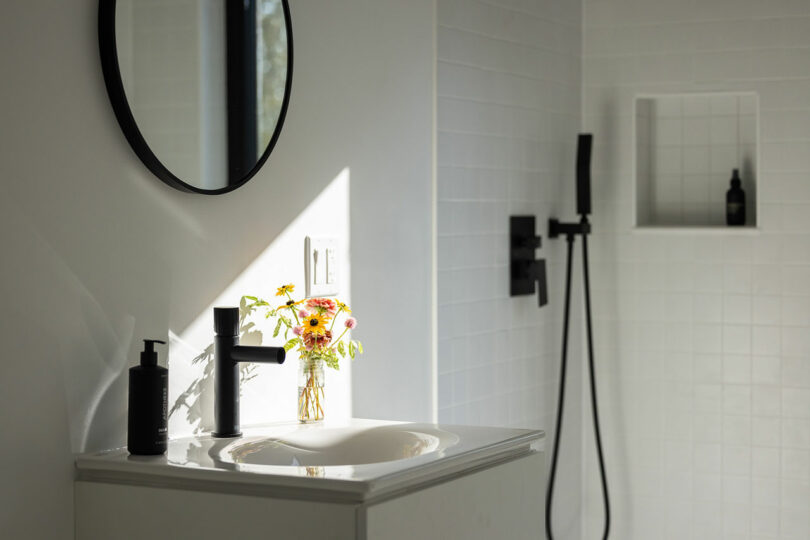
583,0,810,538
436,0,583,536
0,1,434,538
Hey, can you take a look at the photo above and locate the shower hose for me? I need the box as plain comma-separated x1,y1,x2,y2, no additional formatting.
545,227,611,540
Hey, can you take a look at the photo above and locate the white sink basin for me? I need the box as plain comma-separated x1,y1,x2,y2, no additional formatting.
221,424,457,466
76,418,543,502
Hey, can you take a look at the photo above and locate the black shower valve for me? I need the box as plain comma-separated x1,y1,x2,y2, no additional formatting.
514,259,541,280
510,216,549,307
513,234,542,250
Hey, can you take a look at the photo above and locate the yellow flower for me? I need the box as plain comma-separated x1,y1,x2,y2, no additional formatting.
276,284,295,296
276,299,304,311
336,300,351,314
302,312,330,336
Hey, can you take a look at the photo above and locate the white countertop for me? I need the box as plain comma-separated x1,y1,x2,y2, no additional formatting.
76,418,544,503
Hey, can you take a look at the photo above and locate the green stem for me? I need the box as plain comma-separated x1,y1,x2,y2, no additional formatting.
332,327,350,347
328,307,344,332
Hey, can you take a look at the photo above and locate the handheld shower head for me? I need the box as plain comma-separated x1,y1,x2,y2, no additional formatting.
576,133,592,217
546,133,610,540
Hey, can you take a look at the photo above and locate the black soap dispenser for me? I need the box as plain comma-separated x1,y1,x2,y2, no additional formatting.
128,339,168,455
726,169,746,226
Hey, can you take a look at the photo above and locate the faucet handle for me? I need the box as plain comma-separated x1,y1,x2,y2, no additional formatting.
214,307,240,336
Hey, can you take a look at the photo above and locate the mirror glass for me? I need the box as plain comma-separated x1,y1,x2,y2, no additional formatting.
104,0,292,193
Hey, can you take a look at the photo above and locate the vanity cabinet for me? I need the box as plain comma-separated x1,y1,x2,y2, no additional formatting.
76,451,543,539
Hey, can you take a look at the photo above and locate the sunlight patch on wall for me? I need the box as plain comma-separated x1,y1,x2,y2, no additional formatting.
168,167,352,438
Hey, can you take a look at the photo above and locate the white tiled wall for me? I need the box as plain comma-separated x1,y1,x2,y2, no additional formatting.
584,0,810,538
437,0,583,535
437,0,581,427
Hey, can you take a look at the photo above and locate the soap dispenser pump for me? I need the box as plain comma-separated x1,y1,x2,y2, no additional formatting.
726,169,746,226
128,339,168,455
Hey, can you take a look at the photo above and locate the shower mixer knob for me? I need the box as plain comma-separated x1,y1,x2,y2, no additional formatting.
514,235,542,249
509,215,549,307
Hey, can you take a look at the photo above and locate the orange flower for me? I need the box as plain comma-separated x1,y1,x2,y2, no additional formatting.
276,284,295,296
276,299,304,311
303,330,332,350
302,312,329,336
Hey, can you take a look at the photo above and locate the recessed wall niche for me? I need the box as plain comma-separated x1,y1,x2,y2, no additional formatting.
635,92,758,229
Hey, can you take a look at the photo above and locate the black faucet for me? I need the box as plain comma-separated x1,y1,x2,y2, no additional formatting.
213,307,285,438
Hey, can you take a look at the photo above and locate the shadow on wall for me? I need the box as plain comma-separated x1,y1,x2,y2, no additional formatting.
0,199,137,454
169,297,263,434
72,291,135,452
741,153,756,225
586,97,635,534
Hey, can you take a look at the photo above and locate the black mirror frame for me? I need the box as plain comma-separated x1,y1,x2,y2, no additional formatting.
98,0,294,195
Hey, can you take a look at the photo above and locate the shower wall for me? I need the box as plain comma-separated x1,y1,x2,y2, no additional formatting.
436,0,583,535
583,0,810,538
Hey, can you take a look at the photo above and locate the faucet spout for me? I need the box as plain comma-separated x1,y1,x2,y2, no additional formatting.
213,307,286,438
231,345,285,364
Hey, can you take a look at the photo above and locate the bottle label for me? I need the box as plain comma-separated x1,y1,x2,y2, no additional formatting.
162,386,167,423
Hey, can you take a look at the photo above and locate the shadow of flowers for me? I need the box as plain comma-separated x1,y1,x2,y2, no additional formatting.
169,299,263,434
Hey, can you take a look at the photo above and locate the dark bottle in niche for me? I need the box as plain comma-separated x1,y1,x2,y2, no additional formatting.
726,169,746,226
128,339,168,455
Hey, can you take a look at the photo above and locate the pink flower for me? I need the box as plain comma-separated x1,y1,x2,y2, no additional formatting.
345,317,357,329
292,326,303,336
305,297,337,316
298,309,309,319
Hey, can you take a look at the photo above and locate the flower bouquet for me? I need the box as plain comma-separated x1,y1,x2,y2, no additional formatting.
242,284,363,423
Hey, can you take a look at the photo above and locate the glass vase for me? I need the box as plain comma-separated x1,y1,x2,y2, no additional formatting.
298,357,325,423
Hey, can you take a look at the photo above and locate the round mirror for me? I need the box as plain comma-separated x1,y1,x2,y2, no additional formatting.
99,0,293,194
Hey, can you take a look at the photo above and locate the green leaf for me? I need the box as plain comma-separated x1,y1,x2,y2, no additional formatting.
283,338,300,352
273,318,283,338
348,341,356,359
325,354,340,370
337,341,345,357
355,341,364,354
244,296,258,301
